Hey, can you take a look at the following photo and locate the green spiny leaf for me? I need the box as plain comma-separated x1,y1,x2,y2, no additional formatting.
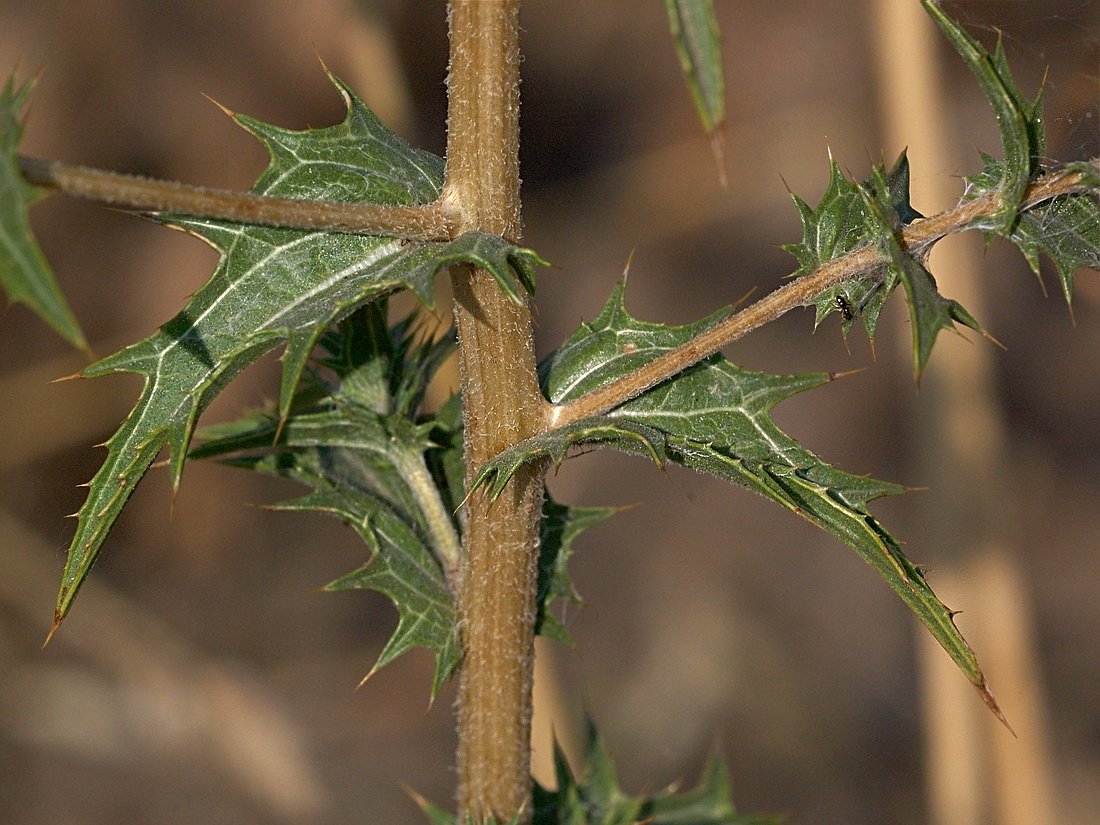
879,147,925,227
476,416,668,499
539,278,731,399
533,721,778,825
193,306,608,687
538,499,616,645
0,74,86,349
923,0,1043,232
288,461,461,697
196,412,461,693
315,302,458,419
785,157,872,283
1009,163,1100,305
478,279,996,710
923,4,1099,309
966,156,1100,305
54,73,540,630
431,230,547,304
785,153,921,341
191,305,461,694
860,165,986,379
784,153,983,376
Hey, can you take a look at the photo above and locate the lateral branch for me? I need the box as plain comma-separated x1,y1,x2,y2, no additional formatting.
19,155,455,242
549,160,1100,428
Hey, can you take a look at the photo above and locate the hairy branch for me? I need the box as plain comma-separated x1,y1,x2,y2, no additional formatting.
18,156,455,241
549,160,1100,428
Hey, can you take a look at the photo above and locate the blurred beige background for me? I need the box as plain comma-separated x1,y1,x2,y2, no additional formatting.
1,1,1098,823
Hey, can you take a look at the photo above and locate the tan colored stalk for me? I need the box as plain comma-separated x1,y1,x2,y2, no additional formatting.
444,1,548,822
19,156,454,240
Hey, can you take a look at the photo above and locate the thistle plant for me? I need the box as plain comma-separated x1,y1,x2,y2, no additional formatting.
1,2,1097,823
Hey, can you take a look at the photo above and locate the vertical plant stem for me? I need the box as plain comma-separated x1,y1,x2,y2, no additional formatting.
445,1,548,822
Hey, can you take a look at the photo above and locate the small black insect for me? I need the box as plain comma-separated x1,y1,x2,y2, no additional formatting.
834,295,853,322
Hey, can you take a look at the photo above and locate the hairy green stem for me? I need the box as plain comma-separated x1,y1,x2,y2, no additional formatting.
18,156,454,241
549,160,1100,427
445,1,547,822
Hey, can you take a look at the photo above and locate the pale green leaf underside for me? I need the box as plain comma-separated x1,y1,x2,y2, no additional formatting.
250,445,463,696
477,280,991,701
0,76,86,349
197,412,610,689
197,409,608,691
55,73,542,628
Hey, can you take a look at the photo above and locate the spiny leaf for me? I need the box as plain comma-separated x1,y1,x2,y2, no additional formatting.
314,302,458,420
891,248,986,380
193,306,609,687
533,721,779,825
925,4,1099,307
53,73,541,631
923,0,1042,232
477,416,669,500
860,165,986,380
280,453,462,696
540,279,732,399
193,305,462,695
538,500,616,645
663,0,726,181
786,153,983,377
0,75,86,349
431,230,547,304
965,156,1100,305
200,421,610,681
477,280,996,711
784,152,921,341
